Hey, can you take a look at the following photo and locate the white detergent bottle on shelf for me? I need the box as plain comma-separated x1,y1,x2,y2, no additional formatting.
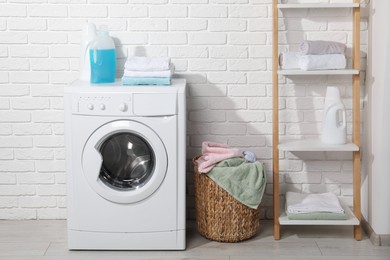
79,23,97,81
89,25,116,84
321,86,347,145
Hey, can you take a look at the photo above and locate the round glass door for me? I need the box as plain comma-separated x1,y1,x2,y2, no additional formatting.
82,120,168,204
98,133,155,190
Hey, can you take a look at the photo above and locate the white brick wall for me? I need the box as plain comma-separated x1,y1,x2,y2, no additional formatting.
0,1,368,220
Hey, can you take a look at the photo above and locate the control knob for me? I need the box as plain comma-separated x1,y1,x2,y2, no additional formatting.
119,103,127,112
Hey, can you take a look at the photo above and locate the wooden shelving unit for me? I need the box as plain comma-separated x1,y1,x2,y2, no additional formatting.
272,0,362,240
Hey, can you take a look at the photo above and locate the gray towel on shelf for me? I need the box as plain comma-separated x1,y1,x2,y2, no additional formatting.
300,40,346,55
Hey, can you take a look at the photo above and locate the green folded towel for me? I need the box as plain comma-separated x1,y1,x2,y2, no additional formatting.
207,158,266,209
286,212,348,220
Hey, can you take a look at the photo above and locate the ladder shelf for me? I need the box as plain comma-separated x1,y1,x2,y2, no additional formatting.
272,0,362,240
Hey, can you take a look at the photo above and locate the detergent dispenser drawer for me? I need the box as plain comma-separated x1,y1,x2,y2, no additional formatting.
133,93,177,116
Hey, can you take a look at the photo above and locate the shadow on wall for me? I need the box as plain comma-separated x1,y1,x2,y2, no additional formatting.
175,73,272,220
110,36,127,79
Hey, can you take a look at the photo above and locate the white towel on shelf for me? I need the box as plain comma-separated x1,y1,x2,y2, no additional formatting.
124,56,171,71
123,64,175,78
299,40,346,55
279,52,300,70
299,54,346,71
286,191,345,214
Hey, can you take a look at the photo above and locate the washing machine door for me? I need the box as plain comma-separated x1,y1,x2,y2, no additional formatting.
82,120,168,204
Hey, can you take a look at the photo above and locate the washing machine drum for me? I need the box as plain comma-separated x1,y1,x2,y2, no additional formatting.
99,133,154,190
82,120,168,204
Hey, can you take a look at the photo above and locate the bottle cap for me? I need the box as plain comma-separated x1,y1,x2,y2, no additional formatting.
99,25,109,36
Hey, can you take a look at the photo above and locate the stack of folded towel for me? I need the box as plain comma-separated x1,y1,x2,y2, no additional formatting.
285,191,348,220
121,56,174,86
279,40,347,71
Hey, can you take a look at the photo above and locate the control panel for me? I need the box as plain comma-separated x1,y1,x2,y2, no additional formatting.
74,93,133,116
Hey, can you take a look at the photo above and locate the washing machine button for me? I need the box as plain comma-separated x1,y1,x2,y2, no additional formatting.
87,103,94,110
119,103,127,112
99,104,106,110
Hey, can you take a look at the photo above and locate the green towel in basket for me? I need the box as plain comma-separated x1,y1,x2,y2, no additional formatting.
207,158,266,209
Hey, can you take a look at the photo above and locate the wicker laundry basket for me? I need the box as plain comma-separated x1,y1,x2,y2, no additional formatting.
193,156,260,243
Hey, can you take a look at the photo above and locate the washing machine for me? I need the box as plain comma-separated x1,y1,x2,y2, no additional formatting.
64,79,186,250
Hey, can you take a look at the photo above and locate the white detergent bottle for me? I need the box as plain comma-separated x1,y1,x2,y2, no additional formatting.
79,23,97,81
89,25,116,84
321,86,347,145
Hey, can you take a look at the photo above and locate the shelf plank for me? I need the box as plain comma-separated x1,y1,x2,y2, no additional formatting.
278,139,359,152
278,69,359,75
278,3,359,9
280,200,360,226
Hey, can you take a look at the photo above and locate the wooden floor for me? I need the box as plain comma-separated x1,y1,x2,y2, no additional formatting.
0,220,389,259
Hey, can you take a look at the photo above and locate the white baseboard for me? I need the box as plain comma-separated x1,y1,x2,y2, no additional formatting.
362,217,390,246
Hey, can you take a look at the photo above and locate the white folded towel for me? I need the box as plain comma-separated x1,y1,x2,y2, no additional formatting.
279,52,300,70
124,56,171,71
299,54,346,71
286,191,345,214
124,64,175,78
300,40,346,55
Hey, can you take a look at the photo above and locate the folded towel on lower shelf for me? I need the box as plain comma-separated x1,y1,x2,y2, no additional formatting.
286,211,348,221
286,191,345,214
299,54,346,71
121,77,171,86
207,158,266,209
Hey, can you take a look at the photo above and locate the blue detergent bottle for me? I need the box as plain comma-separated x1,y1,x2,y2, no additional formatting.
89,26,116,83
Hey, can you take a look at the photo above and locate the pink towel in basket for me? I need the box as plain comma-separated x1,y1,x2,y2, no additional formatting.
196,142,243,173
